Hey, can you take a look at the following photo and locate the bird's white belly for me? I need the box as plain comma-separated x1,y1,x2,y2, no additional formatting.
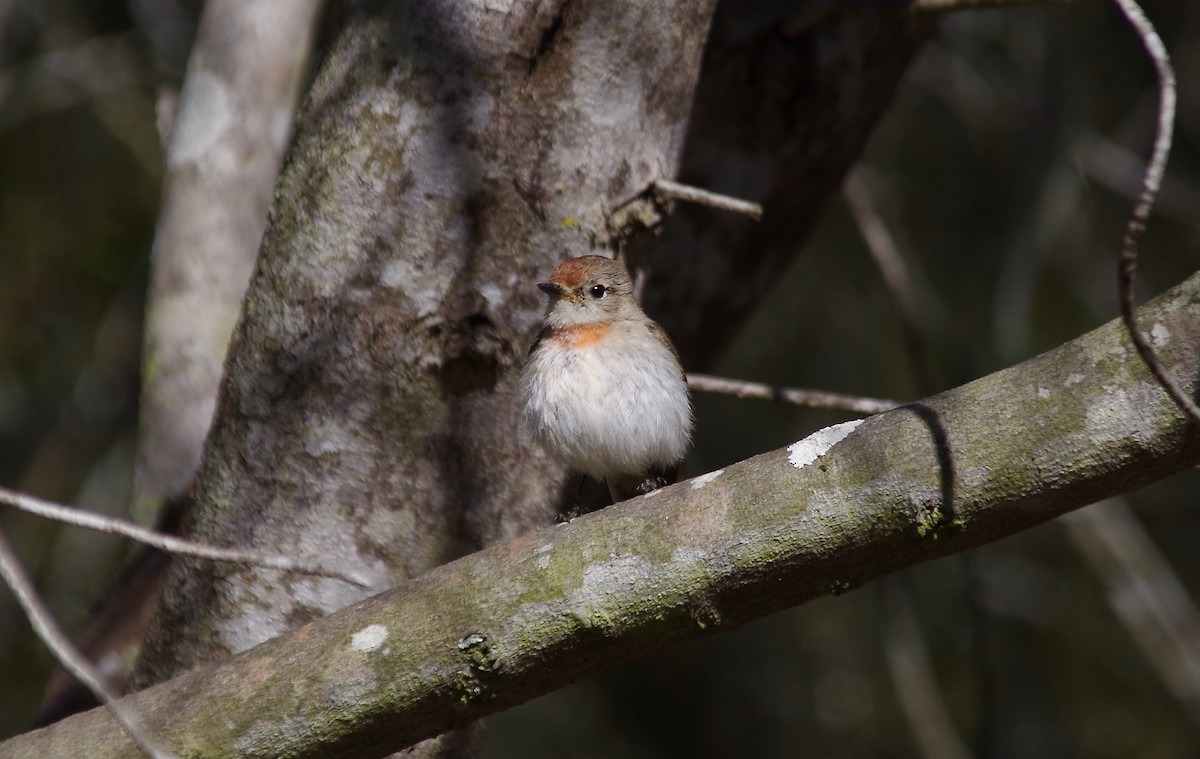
523,335,692,479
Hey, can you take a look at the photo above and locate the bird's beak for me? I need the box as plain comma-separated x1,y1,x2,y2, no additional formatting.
537,282,582,302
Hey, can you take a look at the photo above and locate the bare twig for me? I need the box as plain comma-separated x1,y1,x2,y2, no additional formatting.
0,522,177,759
686,373,898,415
885,583,976,759
653,179,763,220
843,172,930,333
843,170,948,393
1064,500,1200,729
907,0,1091,10
1111,0,1198,428
0,486,374,589
1076,130,1200,232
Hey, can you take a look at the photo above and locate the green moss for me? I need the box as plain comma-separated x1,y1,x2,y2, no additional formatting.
515,545,588,605
457,633,497,673
828,579,854,596
454,633,498,707
690,600,721,630
914,500,966,541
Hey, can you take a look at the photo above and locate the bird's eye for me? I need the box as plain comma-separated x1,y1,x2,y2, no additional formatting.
589,284,607,299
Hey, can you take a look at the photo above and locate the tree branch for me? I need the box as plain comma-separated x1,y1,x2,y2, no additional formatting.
135,0,322,521
0,486,373,588
0,524,176,759
686,373,898,415
7,269,1200,759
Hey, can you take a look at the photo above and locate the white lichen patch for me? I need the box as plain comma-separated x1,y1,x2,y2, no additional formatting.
1150,323,1171,349
1037,387,1051,400
690,469,724,490
478,283,506,310
351,623,389,652
787,420,863,469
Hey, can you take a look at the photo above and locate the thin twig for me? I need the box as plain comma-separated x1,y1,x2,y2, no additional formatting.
1064,500,1200,729
0,486,374,589
0,522,177,759
686,373,898,415
653,179,763,220
843,170,947,393
885,581,976,759
1111,0,1199,428
843,173,928,332
1076,130,1200,232
907,0,1090,10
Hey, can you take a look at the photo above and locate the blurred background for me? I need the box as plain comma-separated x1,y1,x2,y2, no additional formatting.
1,0,1199,757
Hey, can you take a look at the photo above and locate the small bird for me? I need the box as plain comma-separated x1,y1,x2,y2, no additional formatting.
521,255,693,508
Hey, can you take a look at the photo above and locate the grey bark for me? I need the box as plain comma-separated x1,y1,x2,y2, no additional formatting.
130,2,937,691
120,0,939,751
119,2,939,753
8,269,1200,759
134,0,720,682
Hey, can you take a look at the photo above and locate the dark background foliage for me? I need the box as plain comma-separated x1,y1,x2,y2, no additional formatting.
1,1,1198,756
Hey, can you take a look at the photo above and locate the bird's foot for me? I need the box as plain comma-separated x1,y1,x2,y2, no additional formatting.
636,475,670,496
556,503,597,523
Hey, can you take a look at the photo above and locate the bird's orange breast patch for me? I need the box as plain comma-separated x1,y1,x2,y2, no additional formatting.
553,323,612,348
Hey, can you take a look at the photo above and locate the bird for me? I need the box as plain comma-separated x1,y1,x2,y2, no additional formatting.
520,255,693,509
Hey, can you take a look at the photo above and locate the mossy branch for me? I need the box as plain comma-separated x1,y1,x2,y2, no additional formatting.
5,272,1200,759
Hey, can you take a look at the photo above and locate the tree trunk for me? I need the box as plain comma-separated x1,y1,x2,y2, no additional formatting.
134,0,720,680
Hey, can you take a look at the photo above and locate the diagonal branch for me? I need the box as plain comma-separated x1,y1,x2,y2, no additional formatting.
5,271,1200,759
0,524,176,759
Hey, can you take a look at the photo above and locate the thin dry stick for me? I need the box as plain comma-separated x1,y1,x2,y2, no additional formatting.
0,522,177,759
1112,0,1199,428
908,0,1091,10
845,158,978,759
885,585,976,759
0,486,374,589
843,172,936,334
686,373,898,415
1064,500,1200,728
653,178,764,220
842,169,948,402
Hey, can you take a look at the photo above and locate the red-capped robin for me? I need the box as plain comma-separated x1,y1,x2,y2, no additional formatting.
521,256,693,507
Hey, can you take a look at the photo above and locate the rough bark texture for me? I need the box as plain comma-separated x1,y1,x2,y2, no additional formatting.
117,0,940,752
135,0,321,520
9,270,1200,759
134,0,720,683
